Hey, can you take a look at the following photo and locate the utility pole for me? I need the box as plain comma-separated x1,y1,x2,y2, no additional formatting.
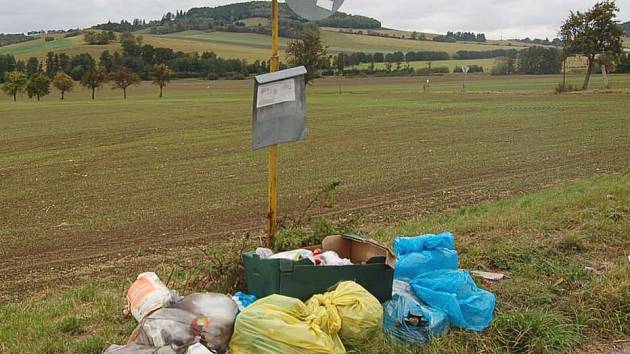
268,0,280,240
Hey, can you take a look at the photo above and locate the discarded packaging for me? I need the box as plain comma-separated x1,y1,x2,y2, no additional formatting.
383,280,449,344
410,270,495,332
306,281,383,348
232,291,257,311
255,247,274,259
394,233,496,332
139,308,202,349
230,294,345,354
243,234,395,302
166,293,238,353
471,270,505,281
186,343,214,354
230,281,382,354
394,233,458,281
103,343,176,354
314,250,353,266
269,249,315,262
126,272,177,322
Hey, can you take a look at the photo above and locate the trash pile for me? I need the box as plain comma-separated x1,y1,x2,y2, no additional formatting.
106,233,496,353
384,232,496,344
255,247,353,266
105,272,243,354
230,281,382,353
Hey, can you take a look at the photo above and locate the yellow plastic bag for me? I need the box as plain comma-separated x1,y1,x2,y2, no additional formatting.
306,281,383,348
230,295,345,354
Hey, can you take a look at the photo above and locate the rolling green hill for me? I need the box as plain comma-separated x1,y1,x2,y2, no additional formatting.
0,28,530,62
622,21,629,33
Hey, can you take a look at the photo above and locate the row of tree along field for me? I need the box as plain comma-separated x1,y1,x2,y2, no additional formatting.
1,63,171,101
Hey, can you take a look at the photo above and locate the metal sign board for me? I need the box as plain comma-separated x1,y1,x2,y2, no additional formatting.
286,0,345,21
252,66,308,150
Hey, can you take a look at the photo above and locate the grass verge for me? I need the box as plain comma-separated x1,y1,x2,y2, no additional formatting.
1,172,628,353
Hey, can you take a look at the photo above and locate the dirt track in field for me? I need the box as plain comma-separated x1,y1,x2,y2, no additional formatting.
1,156,623,302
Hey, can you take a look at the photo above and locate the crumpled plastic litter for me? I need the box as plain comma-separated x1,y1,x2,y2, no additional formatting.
410,269,496,332
186,343,215,354
393,233,496,332
383,280,449,344
314,251,353,266
229,281,382,354
269,249,315,263
393,233,458,281
305,281,383,348
230,294,345,354
232,291,257,311
103,343,176,354
255,247,274,259
125,272,180,322
138,308,202,350
164,293,238,353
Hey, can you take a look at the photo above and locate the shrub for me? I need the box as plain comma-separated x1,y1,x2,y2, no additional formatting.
44,37,54,42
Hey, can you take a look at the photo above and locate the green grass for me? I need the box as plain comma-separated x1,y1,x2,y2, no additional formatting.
0,283,136,353
365,172,630,353
0,172,627,353
320,30,528,55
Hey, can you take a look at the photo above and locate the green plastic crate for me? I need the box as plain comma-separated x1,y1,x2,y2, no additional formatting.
242,234,395,302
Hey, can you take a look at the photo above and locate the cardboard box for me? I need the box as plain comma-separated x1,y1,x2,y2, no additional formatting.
242,234,395,302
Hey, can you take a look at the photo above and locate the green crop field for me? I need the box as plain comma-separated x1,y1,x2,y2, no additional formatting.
0,28,530,62
1,73,630,301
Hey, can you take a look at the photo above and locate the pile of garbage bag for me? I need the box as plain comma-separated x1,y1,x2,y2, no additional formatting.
106,232,495,353
230,281,382,353
386,232,496,340
105,272,240,354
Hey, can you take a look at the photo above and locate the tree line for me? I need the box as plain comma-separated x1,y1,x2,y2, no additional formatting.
0,33,35,47
329,49,518,68
94,2,380,38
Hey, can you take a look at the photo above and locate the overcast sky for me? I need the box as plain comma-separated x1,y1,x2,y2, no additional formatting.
1,0,628,39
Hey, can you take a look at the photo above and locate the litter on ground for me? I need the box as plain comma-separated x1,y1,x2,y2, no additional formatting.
106,232,496,353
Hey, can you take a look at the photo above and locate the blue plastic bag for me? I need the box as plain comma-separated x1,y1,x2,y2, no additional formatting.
393,233,455,256
383,280,449,344
410,269,496,332
394,233,458,280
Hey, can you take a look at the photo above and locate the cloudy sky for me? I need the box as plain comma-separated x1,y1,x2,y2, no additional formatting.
1,0,628,39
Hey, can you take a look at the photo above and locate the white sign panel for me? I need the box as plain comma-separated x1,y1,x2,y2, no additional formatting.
256,79,296,108
317,0,335,11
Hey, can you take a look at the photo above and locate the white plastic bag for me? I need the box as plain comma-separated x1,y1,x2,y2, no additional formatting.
126,272,174,322
269,249,314,263
315,251,353,266
167,293,238,353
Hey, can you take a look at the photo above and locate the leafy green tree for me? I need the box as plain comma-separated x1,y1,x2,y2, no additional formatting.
110,66,141,99
2,71,27,101
517,46,562,74
52,71,74,100
151,63,171,98
26,72,51,101
286,30,328,84
81,66,108,100
26,57,39,77
560,1,624,89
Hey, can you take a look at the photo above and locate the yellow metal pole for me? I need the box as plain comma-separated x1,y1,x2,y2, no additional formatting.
268,0,280,240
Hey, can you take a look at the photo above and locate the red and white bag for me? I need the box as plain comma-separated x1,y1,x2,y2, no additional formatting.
125,272,172,322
